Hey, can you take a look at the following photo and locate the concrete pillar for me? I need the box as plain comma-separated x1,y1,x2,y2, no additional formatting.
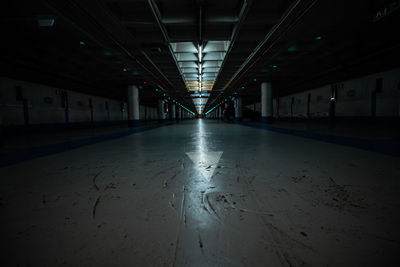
158,99,166,122
261,82,273,124
223,103,229,120
234,97,243,121
149,107,152,121
171,103,176,121
128,85,140,127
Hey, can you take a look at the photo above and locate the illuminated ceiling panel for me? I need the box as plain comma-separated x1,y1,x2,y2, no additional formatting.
192,96,209,114
170,40,230,114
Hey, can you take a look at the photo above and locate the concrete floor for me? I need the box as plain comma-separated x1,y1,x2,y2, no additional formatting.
259,120,400,141
1,119,399,266
0,122,161,152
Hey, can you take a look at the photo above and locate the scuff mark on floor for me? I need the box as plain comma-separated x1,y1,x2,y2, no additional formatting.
172,186,186,267
206,194,221,220
92,195,101,219
198,233,204,255
92,172,101,190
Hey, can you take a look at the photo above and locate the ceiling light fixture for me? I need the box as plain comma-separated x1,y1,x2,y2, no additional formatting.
37,16,55,27
198,45,202,62
170,41,229,114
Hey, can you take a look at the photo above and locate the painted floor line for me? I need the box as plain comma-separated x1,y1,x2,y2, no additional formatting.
237,121,400,157
0,122,177,167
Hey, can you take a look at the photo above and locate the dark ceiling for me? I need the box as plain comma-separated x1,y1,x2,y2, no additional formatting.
1,0,399,111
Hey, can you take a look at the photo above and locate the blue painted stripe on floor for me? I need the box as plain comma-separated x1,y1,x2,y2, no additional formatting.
0,122,176,168
238,122,400,157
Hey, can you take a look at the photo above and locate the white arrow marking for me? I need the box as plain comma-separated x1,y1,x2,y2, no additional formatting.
186,151,223,181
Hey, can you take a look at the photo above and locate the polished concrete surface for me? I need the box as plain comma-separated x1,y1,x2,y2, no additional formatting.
1,119,399,266
244,120,400,142
0,122,161,152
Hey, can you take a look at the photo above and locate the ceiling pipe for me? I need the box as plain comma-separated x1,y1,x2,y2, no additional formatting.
206,0,251,108
209,0,251,98
227,0,303,87
147,0,194,108
161,17,196,24
63,0,173,94
141,51,175,89
207,0,320,111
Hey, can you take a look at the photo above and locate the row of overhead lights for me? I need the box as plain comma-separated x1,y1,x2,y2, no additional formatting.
154,89,195,115
37,15,195,114
198,44,202,92
205,35,323,114
80,40,194,114
79,40,141,76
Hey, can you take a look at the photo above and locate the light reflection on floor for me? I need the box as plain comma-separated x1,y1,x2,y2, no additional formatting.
0,119,399,266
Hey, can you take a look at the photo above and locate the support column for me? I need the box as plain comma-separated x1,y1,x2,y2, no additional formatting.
223,103,229,121
158,99,166,122
234,97,243,121
261,82,273,124
171,103,176,121
128,85,140,127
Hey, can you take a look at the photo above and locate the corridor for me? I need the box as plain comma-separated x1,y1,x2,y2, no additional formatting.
1,120,399,266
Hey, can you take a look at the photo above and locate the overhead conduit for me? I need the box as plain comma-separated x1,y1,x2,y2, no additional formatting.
64,0,173,95
207,0,321,111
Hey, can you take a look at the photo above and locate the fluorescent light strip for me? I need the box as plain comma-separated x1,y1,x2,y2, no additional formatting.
198,45,202,62
170,41,230,114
